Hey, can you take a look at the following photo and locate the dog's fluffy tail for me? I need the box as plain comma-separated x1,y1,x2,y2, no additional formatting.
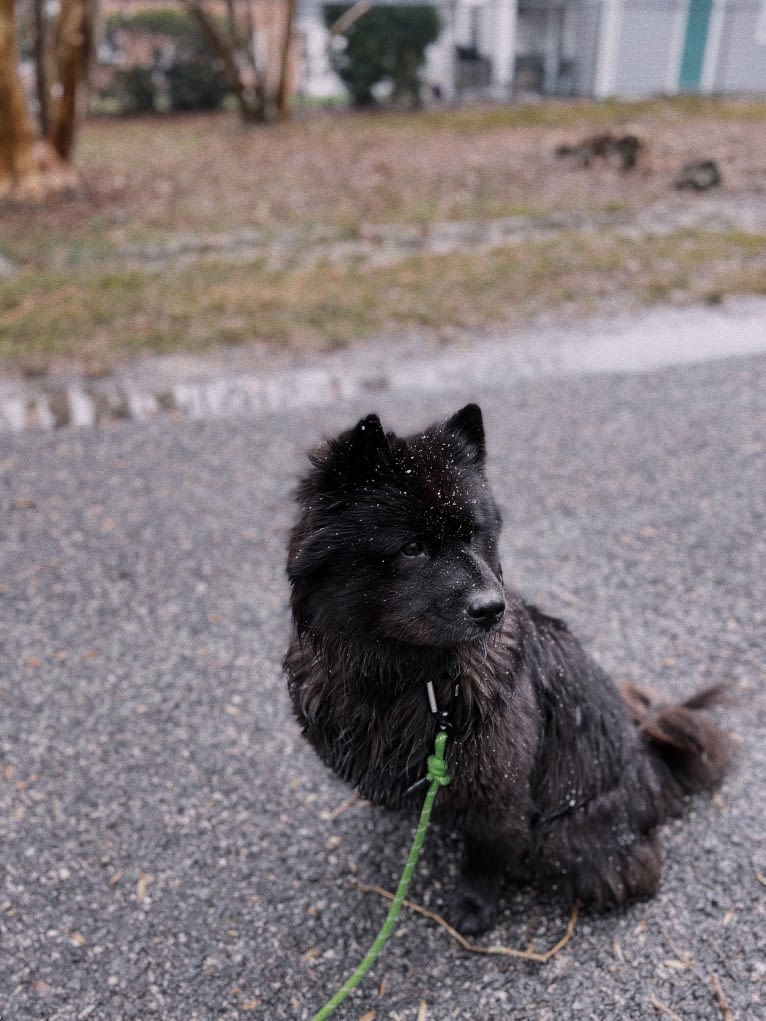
620,683,731,816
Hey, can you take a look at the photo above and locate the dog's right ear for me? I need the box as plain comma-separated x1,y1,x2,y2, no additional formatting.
445,403,486,464
305,413,391,495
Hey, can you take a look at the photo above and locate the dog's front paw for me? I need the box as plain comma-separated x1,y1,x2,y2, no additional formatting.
449,890,498,936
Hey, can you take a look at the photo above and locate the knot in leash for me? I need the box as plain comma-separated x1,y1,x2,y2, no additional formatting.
427,731,451,787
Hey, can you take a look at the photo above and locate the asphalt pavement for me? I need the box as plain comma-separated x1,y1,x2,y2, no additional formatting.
1,319,765,1020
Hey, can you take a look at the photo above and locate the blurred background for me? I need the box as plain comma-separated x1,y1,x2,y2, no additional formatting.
1,0,765,426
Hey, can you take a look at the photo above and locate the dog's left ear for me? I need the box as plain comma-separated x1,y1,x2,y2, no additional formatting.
446,403,486,463
307,412,392,495
337,413,391,473
347,413,388,453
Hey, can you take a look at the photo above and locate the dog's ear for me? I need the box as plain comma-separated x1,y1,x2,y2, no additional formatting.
307,413,391,493
445,403,486,463
334,413,390,470
347,413,388,452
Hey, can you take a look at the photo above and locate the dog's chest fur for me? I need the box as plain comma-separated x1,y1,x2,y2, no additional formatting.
287,612,526,806
285,598,641,839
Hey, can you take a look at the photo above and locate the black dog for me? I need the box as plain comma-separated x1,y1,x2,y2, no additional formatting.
285,404,729,934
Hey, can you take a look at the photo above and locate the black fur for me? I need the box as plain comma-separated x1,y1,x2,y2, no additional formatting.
284,404,729,934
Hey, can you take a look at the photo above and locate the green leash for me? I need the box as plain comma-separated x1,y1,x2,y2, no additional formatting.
311,730,452,1021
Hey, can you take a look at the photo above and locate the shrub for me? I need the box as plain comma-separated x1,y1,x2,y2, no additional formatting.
116,66,157,114
165,54,228,111
105,8,202,42
323,5,441,107
103,7,228,114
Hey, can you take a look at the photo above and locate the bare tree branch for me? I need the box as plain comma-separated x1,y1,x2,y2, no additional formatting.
181,0,268,122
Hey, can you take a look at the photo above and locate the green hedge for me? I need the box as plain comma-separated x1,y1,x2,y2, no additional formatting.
102,8,228,113
324,4,441,106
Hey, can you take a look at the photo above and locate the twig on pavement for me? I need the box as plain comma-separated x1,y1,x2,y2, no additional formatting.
322,791,362,821
350,880,578,962
711,973,735,1021
650,995,683,1021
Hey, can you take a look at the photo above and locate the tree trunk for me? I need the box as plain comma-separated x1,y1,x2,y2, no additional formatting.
0,0,78,199
32,0,49,136
48,0,94,161
276,0,297,119
0,0,41,197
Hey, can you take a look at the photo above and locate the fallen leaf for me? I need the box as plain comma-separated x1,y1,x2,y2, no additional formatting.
136,873,153,902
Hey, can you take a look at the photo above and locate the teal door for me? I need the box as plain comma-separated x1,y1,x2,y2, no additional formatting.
679,0,714,91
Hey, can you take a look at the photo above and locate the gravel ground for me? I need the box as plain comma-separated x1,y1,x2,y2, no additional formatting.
1,340,765,1020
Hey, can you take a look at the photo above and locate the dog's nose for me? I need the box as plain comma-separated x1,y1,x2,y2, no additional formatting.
467,591,505,629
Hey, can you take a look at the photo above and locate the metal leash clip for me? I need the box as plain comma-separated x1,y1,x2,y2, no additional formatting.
404,679,461,795
426,678,460,732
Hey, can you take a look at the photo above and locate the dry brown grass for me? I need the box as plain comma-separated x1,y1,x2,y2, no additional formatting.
2,229,763,366
1,98,765,370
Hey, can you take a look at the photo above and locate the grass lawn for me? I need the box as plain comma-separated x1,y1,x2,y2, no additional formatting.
1,97,765,372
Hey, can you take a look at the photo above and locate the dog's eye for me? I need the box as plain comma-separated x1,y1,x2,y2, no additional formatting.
401,540,425,558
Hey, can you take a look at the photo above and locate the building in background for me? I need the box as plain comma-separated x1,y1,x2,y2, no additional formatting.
298,0,766,101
